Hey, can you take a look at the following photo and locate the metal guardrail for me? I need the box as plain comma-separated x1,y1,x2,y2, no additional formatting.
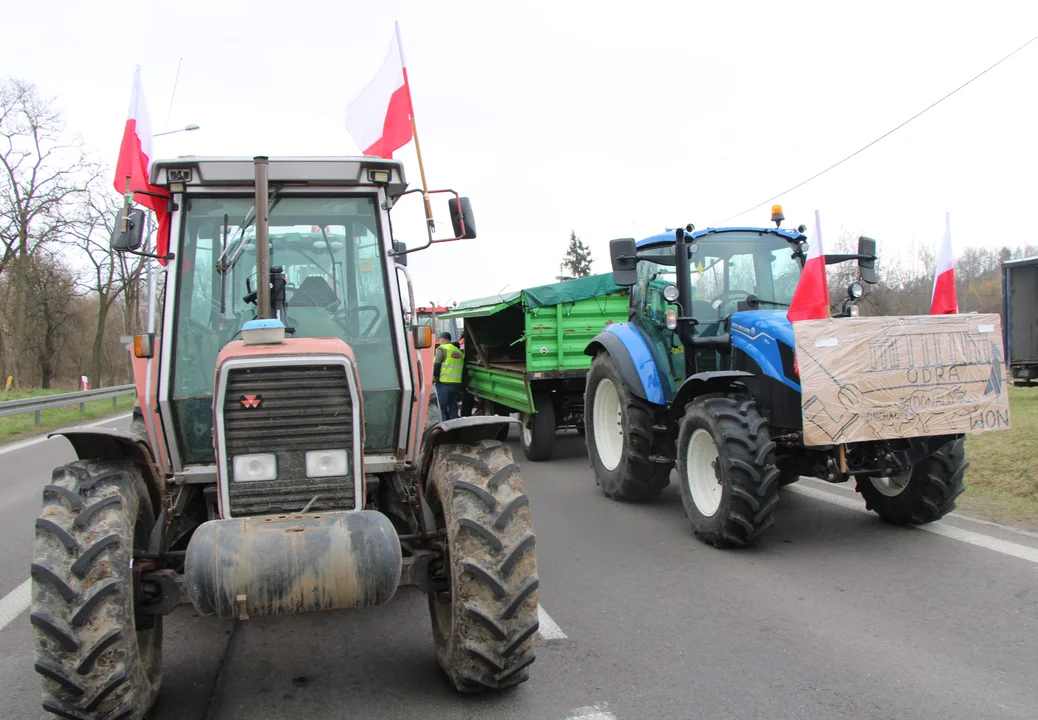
0,385,136,425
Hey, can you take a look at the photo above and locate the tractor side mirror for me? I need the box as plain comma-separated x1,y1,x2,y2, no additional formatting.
413,325,433,349
111,208,146,252
393,240,407,266
449,197,477,240
609,238,638,286
857,236,878,284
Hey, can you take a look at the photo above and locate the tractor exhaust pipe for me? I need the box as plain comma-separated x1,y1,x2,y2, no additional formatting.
254,156,271,319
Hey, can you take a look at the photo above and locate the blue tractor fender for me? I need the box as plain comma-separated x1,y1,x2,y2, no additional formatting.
584,323,668,405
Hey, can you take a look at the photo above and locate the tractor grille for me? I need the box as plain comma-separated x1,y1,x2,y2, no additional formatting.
221,363,356,516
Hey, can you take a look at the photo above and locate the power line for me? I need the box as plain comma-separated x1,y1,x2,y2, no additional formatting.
166,57,183,127
713,32,1038,226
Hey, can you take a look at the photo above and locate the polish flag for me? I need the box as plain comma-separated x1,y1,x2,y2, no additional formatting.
114,67,172,265
346,22,414,159
930,213,958,314
787,210,831,322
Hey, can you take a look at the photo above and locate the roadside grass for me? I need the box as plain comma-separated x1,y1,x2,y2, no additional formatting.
0,388,136,443
959,385,1038,530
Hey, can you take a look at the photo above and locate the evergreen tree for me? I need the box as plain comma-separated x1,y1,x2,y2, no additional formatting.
557,230,593,281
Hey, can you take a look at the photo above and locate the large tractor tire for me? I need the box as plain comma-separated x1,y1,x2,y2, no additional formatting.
519,394,555,462
854,437,968,524
676,395,780,548
31,459,163,720
585,353,671,500
425,440,539,692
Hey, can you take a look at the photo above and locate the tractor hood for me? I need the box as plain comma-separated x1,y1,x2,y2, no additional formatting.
728,310,800,392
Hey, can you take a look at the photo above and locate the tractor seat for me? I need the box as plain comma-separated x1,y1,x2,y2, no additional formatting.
293,276,340,310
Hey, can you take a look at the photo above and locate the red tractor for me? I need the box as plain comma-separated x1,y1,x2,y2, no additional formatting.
29,157,538,720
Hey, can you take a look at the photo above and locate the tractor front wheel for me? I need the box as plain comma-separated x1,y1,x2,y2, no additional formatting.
585,353,671,500
854,437,968,524
677,395,780,547
425,440,539,692
31,459,163,720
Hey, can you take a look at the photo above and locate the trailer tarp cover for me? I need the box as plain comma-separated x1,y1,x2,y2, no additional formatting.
443,273,623,319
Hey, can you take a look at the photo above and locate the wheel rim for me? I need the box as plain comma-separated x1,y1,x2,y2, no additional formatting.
592,379,623,471
521,414,533,447
870,472,911,497
687,429,722,516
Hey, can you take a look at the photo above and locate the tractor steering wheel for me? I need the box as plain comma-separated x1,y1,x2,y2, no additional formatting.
710,290,752,312
335,305,382,338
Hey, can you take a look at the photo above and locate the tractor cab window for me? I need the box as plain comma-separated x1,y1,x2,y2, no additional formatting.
170,194,402,462
631,232,804,380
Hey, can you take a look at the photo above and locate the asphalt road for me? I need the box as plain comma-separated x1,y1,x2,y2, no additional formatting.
1,421,1037,719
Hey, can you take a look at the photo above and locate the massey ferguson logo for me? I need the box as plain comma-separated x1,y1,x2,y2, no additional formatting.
240,394,263,409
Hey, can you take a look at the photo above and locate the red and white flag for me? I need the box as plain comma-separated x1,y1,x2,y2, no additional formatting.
788,210,831,322
346,22,414,159
114,67,171,264
930,213,958,314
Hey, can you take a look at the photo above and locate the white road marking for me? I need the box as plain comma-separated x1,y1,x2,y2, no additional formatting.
564,704,616,720
0,579,30,632
0,412,133,456
538,604,567,640
798,477,1038,540
787,484,1038,565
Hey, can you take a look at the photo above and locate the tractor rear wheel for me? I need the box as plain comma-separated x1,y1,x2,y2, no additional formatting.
854,437,968,524
585,353,671,500
31,459,163,720
677,395,780,547
519,394,555,462
426,440,539,692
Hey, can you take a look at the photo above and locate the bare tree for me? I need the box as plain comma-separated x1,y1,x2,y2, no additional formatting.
23,249,77,387
69,175,127,388
0,78,90,387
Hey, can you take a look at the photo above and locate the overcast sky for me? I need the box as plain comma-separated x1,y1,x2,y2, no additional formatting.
3,0,1037,305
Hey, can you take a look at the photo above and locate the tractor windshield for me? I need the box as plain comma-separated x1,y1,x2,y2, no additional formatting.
635,231,802,329
169,194,401,462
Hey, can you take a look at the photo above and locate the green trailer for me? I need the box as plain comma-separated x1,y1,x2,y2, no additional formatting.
442,273,629,461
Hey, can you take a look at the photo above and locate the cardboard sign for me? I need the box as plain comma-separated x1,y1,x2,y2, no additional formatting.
793,313,1011,447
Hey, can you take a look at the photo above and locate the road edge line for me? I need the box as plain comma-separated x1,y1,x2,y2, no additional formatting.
786,484,1038,565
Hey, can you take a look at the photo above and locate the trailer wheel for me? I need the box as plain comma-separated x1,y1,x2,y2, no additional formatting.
677,395,780,547
31,459,163,720
519,394,555,462
425,440,539,692
585,353,672,500
854,437,968,524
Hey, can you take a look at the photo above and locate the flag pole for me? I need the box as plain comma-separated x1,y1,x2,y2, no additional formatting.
409,113,435,233
396,21,434,233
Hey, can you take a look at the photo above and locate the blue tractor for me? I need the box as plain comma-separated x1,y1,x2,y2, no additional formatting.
583,212,969,548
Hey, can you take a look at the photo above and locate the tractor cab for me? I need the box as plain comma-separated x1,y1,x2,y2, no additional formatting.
627,226,808,386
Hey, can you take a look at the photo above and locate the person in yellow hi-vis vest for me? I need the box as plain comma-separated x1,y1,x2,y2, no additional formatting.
433,332,464,421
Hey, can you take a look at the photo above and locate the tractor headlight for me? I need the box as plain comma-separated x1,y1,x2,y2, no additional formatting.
233,453,277,482
662,285,680,303
848,282,864,299
306,449,349,478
